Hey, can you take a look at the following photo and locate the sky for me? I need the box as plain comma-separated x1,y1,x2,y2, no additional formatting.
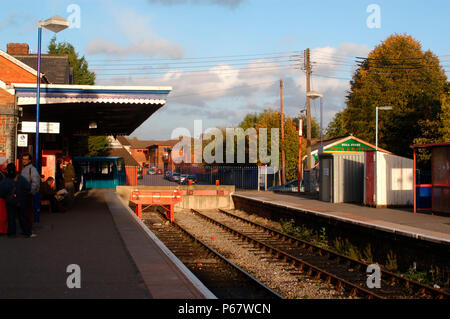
1,0,449,140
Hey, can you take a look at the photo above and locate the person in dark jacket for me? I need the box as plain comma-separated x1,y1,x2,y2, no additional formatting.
40,177,66,213
0,163,35,238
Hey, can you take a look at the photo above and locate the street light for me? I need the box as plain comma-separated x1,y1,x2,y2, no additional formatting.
374,105,392,205
35,16,69,223
307,91,324,152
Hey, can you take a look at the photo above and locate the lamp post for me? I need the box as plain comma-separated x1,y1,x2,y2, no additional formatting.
306,91,324,151
35,16,69,222
298,117,303,193
374,106,392,205
306,91,323,193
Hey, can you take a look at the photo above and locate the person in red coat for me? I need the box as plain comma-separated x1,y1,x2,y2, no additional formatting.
0,157,8,234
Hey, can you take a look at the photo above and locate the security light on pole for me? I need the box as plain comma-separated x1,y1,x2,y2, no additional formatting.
35,15,69,223
307,91,324,152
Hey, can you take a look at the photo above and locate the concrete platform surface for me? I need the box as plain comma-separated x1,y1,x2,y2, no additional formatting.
0,189,214,299
234,192,450,245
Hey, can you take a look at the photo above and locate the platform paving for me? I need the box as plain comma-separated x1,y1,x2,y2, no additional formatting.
234,192,450,245
0,189,213,299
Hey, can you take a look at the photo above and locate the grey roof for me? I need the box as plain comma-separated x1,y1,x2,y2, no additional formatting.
106,147,139,167
116,136,131,146
11,54,72,84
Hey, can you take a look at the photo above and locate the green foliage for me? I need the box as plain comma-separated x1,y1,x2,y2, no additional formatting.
386,250,398,271
439,93,450,141
238,109,319,180
280,219,315,242
48,36,96,85
362,244,374,264
325,111,348,139
87,136,110,156
342,33,448,159
333,238,362,260
405,266,446,287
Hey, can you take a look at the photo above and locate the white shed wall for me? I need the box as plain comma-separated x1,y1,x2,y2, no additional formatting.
376,152,413,206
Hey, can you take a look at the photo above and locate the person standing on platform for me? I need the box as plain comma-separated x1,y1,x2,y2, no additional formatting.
0,157,8,235
55,158,64,191
63,156,76,205
0,163,35,238
21,154,40,232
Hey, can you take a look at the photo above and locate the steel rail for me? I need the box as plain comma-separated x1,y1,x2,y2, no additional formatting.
217,209,450,300
191,209,383,299
149,209,283,299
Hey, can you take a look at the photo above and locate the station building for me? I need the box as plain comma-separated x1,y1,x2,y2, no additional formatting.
0,44,172,178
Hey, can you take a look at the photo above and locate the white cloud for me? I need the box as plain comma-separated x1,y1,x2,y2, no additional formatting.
86,38,185,59
86,8,185,58
96,42,370,139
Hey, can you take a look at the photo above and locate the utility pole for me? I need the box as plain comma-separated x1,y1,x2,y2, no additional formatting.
304,48,312,170
280,78,286,185
298,118,303,193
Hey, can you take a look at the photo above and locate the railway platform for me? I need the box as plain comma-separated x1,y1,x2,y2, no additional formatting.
233,192,450,246
0,189,215,299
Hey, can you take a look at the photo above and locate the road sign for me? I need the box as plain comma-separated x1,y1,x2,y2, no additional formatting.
18,134,28,147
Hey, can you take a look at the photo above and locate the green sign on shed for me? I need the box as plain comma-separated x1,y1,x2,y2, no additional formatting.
326,138,376,153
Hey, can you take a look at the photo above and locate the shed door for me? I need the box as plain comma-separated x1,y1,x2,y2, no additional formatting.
365,151,375,205
321,158,332,202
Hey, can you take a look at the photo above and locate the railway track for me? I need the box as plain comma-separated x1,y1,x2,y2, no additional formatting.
142,209,282,299
190,208,450,300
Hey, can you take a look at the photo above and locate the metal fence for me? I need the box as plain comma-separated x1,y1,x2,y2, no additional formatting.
141,166,289,190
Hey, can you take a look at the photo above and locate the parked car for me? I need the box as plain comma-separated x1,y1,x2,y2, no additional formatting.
180,175,198,185
171,173,181,182
147,168,156,175
156,169,163,175
268,180,300,192
164,171,172,180
179,175,187,184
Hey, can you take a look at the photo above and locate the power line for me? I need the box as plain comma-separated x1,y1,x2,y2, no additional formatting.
95,65,297,78
91,59,296,72
87,50,301,62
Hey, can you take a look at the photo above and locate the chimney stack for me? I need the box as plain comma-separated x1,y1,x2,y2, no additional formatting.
6,43,29,55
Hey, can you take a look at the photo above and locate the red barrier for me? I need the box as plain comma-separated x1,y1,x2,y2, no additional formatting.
130,189,182,222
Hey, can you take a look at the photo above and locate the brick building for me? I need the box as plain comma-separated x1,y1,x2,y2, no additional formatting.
0,45,41,160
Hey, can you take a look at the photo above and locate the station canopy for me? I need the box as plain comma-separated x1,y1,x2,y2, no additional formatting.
12,83,172,136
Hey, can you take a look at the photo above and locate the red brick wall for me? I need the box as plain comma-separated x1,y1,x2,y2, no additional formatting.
130,148,147,166
0,88,16,159
7,43,29,55
0,55,37,84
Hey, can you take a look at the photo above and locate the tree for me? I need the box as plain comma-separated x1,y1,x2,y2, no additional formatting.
87,136,110,157
48,36,96,85
438,92,450,141
342,34,448,159
293,114,320,140
325,111,348,139
238,109,309,181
